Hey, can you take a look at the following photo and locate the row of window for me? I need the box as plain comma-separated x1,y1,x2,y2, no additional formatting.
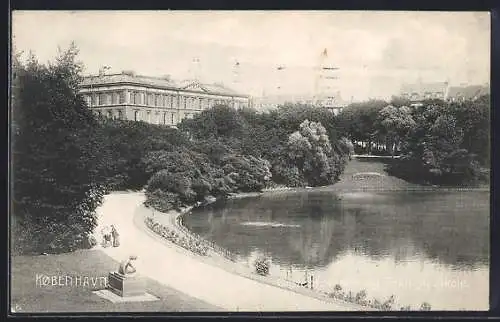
83,90,245,109
132,110,196,125
96,108,195,125
96,109,124,120
402,92,446,100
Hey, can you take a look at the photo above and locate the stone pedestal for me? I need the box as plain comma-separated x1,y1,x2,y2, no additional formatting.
108,272,145,297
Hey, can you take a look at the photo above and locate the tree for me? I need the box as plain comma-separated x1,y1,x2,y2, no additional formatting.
376,105,416,157
12,44,108,254
287,120,348,186
387,99,488,186
99,119,191,190
178,104,249,143
221,154,272,192
337,99,388,154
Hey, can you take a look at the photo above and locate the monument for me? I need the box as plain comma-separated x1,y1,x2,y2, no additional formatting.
107,255,146,297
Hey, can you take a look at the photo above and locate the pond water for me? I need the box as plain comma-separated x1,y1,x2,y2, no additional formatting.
184,189,490,310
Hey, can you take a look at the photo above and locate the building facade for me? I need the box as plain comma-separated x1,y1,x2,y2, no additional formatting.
400,81,450,102
446,84,489,102
252,92,348,114
78,71,251,126
400,81,489,104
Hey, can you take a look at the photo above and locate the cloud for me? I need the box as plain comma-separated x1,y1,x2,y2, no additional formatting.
12,10,490,100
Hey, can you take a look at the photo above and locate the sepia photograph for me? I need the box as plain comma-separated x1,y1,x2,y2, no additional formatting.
10,10,490,313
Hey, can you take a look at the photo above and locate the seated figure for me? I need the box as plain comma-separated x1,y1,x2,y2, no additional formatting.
118,255,138,276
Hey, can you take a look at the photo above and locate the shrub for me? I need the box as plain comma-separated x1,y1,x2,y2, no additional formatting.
420,302,432,311
254,257,270,276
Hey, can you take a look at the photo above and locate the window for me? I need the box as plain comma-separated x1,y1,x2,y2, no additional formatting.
106,93,112,105
111,92,118,104
97,93,104,105
163,112,167,124
148,93,154,106
118,110,124,120
134,110,139,121
84,95,91,106
175,95,180,109
147,111,151,123
171,113,175,124
120,91,127,104
133,92,140,105
90,94,97,106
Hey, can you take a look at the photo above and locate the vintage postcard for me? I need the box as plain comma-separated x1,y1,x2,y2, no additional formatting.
10,10,490,313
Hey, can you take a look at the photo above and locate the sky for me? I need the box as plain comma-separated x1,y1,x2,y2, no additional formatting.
12,11,490,101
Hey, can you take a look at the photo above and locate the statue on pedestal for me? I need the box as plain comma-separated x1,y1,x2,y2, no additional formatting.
118,255,138,276
108,255,145,297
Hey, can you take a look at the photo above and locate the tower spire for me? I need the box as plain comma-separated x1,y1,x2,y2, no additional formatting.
314,48,339,107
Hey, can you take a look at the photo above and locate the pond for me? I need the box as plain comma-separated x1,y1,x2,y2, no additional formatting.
183,189,490,310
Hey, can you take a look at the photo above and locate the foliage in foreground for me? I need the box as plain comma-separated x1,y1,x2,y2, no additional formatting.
329,284,432,311
11,44,108,254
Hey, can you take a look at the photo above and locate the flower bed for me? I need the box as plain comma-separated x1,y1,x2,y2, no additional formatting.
326,284,431,311
144,217,209,256
177,213,238,262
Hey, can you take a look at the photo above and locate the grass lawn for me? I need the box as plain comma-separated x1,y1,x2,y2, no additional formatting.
11,249,223,313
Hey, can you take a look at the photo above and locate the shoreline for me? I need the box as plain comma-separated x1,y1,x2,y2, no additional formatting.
226,185,489,201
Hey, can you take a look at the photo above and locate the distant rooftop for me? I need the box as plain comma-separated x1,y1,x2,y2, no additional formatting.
447,84,490,100
400,81,449,94
80,71,248,98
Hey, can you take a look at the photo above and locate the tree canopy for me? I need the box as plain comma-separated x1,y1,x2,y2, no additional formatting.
12,44,108,254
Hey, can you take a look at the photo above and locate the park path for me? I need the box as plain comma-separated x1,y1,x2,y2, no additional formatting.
95,192,360,312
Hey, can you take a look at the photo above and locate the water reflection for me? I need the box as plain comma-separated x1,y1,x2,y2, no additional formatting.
185,189,489,309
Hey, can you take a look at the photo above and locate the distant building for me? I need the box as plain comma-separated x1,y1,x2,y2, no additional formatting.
400,81,450,103
446,84,490,102
400,81,490,105
78,71,251,126
252,91,348,115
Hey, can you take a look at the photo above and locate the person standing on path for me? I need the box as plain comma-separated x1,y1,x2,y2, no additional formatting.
111,224,120,247
101,225,112,248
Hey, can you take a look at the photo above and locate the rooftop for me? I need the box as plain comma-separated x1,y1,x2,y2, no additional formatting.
400,81,449,94
80,72,248,98
447,84,490,100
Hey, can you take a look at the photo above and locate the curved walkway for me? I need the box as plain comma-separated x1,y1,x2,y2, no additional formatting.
94,192,362,311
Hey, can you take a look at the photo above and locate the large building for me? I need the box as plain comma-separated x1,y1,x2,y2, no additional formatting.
78,71,251,126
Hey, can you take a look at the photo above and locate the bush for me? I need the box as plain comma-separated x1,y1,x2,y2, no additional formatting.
254,257,270,276
144,188,181,212
81,234,97,249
